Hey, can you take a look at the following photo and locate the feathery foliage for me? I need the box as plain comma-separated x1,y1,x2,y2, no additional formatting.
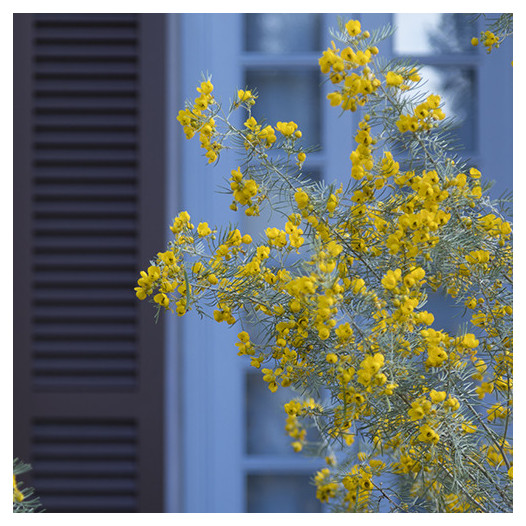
136,15,512,512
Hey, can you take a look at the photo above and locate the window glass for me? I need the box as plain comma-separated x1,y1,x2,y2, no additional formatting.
245,70,322,146
247,475,322,512
246,372,296,455
245,14,322,53
393,13,477,55
246,371,321,455
413,65,477,152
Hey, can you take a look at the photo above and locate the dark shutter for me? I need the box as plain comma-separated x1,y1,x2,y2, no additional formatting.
14,13,168,512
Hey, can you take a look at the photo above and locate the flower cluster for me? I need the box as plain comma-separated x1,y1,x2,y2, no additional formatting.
176,80,221,163
471,30,500,53
470,13,512,55
321,22,382,113
396,94,446,133
137,17,512,513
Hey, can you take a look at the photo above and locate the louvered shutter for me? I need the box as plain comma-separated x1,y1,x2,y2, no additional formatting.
14,13,168,512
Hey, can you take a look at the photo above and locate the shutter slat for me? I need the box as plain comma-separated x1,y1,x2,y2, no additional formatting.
34,322,136,336
35,13,138,25
34,113,137,127
35,83,137,95
34,460,136,475
34,202,136,217
35,131,137,144
34,270,136,285
35,27,138,39
33,286,134,300
34,253,137,268
32,478,137,492
34,443,136,458
34,305,136,320
35,62,138,76
35,46,137,58
33,218,137,234
34,358,136,373
34,98,137,110
35,185,137,198
34,340,136,354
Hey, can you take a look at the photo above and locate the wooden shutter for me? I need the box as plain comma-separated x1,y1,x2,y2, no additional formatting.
14,13,167,512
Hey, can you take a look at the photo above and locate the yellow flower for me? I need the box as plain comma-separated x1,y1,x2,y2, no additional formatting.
429,390,446,404
426,346,448,368
462,333,479,349
417,424,439,444
408,68,421,82
426,94,441,109
237,89,256,103
276,121,299,136
461,422,477,434
13,475,24,503
381,269,401,290
238,331,250,343
244,116,258,130
292,441,303,452
318,326,331,340
327,91,343,106
326,353,338,363
408,402,425,421
351,278,366,294
444,397,460,412
197,80,214,95
134,286,148,300
465,297,477,309
475,381,494,399
416,311,434,326
385,71,404,87
345,19,361,37
327,193,339,213
154,292,170,309
197,222,212,237
483,31,499,52
294,188,310,209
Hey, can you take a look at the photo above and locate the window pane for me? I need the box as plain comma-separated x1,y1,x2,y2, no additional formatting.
245,14,322,54
246,372,297,455
247,475,322,512
394,13,477,55
246,370,323,455
415,66,477,152
245,70,321,145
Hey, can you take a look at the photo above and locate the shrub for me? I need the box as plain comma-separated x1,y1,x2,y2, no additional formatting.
136,16,512,512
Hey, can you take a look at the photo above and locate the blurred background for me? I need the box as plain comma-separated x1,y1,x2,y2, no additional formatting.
13,13,512,512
